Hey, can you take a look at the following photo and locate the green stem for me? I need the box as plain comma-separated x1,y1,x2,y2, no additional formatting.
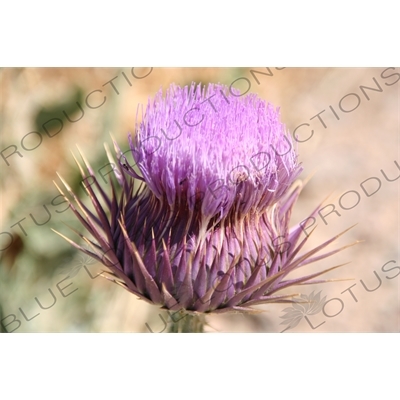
168,311,206,333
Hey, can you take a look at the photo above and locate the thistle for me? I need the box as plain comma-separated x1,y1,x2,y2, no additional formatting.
54,82,355,330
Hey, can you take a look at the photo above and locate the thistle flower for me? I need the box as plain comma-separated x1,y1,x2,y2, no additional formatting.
54,82,354,317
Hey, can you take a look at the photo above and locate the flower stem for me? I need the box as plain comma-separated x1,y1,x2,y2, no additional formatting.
168,311,206,333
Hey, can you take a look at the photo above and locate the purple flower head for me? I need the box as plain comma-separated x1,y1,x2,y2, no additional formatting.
54,82,355,314
128,83,301,221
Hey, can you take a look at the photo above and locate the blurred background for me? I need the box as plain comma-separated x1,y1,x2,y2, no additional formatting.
0,67,399,332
